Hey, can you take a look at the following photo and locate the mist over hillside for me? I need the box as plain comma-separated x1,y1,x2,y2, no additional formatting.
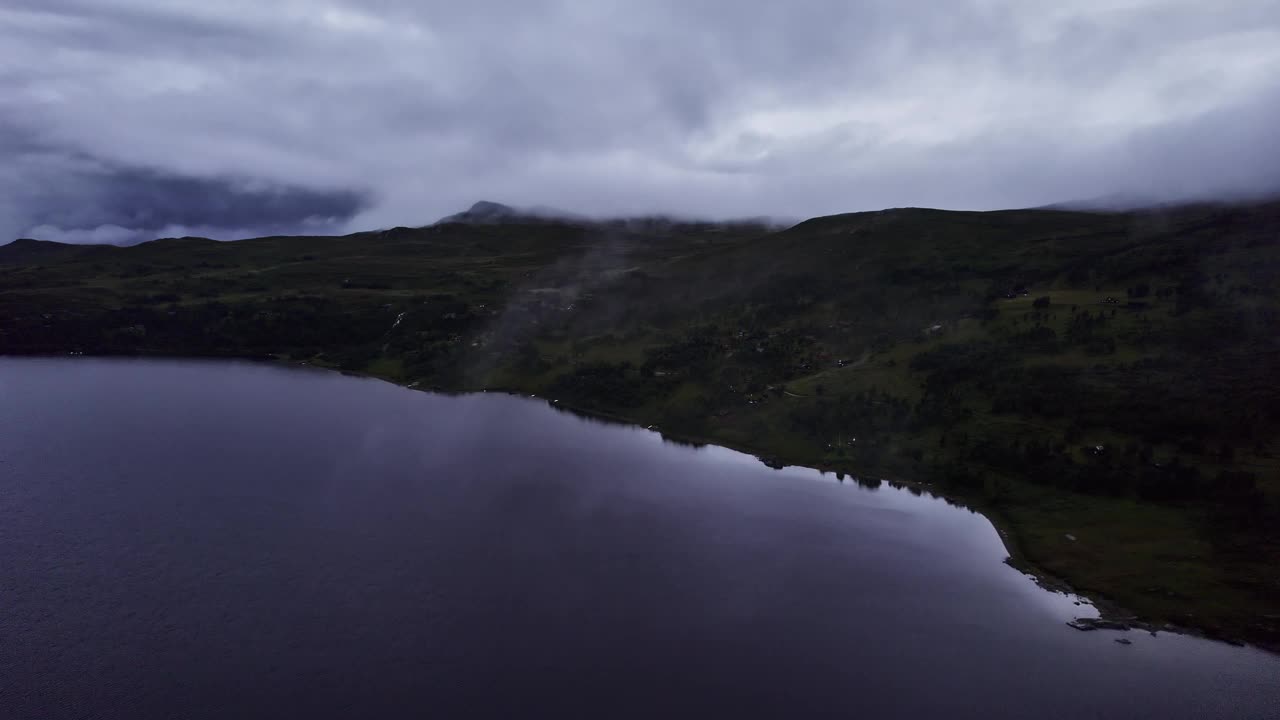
5,1,1279,247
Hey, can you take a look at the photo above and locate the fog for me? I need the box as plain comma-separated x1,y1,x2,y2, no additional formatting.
2,0,1279,243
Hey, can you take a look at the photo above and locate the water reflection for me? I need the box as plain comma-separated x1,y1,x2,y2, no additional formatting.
0,357,1276,720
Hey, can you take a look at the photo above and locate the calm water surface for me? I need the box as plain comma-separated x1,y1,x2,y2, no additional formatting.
1,358,1277,719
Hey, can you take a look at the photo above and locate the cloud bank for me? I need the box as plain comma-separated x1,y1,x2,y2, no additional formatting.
2,0,1279,243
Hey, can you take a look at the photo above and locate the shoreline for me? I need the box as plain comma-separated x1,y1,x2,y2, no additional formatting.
3,351,1273,654
305,359,1271,655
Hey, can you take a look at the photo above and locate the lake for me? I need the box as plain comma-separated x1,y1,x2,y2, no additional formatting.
1,357,1277,719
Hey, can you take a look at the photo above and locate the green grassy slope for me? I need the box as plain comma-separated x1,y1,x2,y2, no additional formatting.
3,202,1278,648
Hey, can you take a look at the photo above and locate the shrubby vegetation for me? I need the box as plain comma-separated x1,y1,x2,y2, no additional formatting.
3,200,1279,646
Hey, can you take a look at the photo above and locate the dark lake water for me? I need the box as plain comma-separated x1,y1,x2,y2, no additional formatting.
1,358,1277,719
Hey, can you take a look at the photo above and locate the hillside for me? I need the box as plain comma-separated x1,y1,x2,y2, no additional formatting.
3,201,1279,648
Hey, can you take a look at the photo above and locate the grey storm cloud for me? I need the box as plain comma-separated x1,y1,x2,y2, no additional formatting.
2,0,1279,243
1,120,371,244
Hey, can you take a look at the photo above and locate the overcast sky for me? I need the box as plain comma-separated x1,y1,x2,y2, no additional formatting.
3,0,1280,244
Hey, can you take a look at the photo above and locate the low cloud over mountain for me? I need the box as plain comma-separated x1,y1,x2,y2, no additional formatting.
3,0,1279,243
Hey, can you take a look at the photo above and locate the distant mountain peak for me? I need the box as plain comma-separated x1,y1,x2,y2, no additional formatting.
467,200,516,216
436,200,522,225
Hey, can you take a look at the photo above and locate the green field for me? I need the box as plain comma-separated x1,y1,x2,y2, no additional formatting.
3,202,1278,649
